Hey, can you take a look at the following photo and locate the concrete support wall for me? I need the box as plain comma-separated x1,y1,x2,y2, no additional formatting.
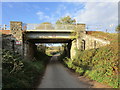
70,35,110,60
82,34,110,50
70,39,77,60
69,24,86,60
70,24,110,60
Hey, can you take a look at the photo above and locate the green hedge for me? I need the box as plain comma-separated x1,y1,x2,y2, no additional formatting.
63,46,118,88
62,33,119,88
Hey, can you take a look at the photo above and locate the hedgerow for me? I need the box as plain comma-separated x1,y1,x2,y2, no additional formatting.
2,49,50,88
62,32,119,88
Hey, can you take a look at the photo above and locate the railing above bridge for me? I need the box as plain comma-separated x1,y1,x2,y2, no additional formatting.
25,24,78,30
0,24,10,30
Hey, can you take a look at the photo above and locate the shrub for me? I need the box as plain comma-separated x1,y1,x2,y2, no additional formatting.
2,49,49,88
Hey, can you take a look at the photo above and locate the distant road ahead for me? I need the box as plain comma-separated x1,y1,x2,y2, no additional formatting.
37,55,91,88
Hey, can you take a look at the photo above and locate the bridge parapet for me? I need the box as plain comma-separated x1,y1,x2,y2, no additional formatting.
26,24,79,30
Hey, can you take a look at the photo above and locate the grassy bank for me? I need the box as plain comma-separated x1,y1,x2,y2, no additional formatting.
2,49,50,88
61,32,119,88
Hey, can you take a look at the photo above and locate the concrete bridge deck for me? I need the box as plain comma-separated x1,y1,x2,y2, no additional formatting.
25,29,75,32
24,24,76,43
25,30,74,43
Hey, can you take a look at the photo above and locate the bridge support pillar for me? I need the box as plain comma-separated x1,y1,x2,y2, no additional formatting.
70,40,77,60
76,24,86,51
70,24,86,60
23,41,37,60
67,42,71,58
10,21,23,56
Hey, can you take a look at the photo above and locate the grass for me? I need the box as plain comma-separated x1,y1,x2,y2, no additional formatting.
61,32,119,88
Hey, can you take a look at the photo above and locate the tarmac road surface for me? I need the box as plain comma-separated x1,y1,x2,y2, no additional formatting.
37,55,91,88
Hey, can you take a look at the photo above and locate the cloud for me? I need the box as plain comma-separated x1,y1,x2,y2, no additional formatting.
36,4,70,23
36,2,118,32
36,11,58,23
45,8,49,10
55,4,67,17
36,11,50,21
74,2,118,32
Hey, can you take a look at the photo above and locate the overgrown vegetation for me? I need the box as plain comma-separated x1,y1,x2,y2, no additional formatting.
2,49,50,88
116,24,120,32
61,32,119,88
56,16,76,24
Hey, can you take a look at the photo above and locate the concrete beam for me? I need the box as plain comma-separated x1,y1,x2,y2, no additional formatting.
27,39,72,43
25,29,75,33
25,33,74,39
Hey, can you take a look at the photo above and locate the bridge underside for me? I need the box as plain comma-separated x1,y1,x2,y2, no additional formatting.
27,38,72,43
25,31,74,43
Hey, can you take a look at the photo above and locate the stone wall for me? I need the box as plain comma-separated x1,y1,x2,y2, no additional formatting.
70,34,110,60
10,21,22,40
10,21,23,55
2,34,24,55
76,24,86,50
82,34,110,50
2,34,14,51
73,24,110,51
24,41,37,60
70,24,86,59
76,24,86,33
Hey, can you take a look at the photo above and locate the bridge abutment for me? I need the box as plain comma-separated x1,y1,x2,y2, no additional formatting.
24,41,37,60
70,39,77,60
10,21,24,56
9,21,110,61
10,21,37,60
70,24,86,60
66,42,72,58
76,24,86,50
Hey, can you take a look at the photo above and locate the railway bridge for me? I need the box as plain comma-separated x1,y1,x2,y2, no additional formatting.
9,21,110,60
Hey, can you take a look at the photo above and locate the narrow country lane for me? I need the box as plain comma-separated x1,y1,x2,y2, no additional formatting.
37,55,91,88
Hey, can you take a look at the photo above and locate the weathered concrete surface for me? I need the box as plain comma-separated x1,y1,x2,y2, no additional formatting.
26,32,73,39
37,55,90,88
82,34,110,50
70,39,77,59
